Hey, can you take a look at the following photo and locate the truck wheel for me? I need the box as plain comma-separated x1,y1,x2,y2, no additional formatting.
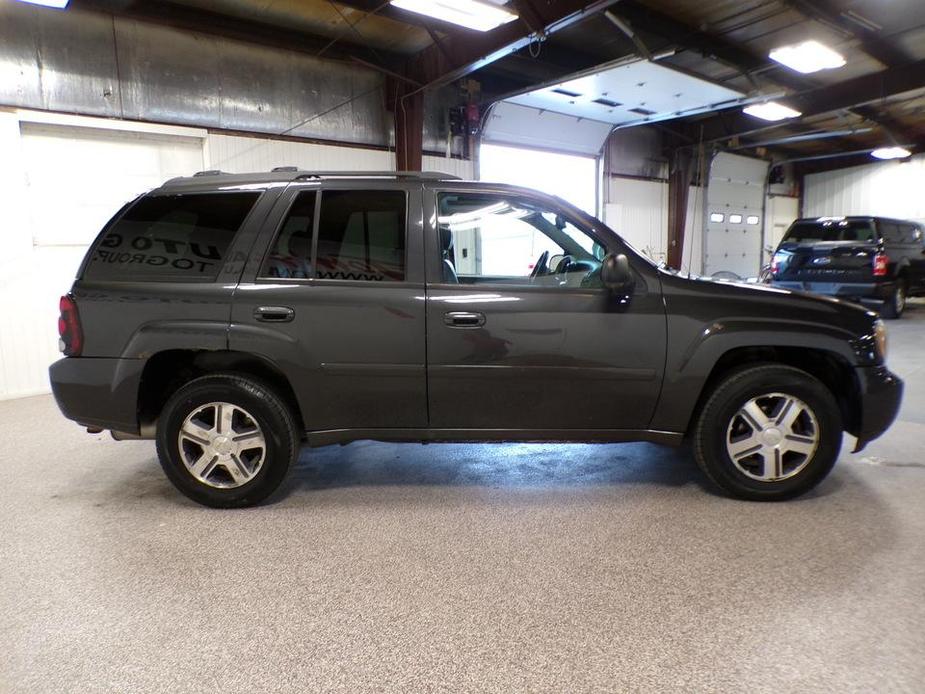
693,365,842,501
880,280,906,319
155,374,300,508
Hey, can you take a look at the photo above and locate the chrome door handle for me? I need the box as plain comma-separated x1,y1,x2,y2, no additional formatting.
444,311,485,328
254,306,295,322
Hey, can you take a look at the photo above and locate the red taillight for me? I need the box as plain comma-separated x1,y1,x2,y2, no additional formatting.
873,253,889,277
58,294,83,356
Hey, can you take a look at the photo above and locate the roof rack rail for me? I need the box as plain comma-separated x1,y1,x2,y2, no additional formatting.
293,170,461,181
193,169,227,177
271,166,299,172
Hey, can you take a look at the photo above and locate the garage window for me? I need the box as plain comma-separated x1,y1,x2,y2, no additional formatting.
84,192,260,282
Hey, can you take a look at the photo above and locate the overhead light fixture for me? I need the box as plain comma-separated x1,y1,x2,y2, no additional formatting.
769,40,846,74
871,146,912,160
15,0,69,7
743,102,802,121
390,0,518,32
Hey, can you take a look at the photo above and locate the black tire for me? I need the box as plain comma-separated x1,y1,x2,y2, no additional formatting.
880,279,906,319
156,374,300,508
692,364,842,501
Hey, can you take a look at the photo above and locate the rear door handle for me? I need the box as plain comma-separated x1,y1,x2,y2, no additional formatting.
254,306,295,323
444,311,485,328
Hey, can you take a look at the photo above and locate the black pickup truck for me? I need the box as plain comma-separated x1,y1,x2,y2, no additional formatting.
770,216,925,318
49,171,903,507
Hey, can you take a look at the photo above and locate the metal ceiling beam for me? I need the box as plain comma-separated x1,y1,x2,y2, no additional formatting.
406,0,623,88
784,60,925,119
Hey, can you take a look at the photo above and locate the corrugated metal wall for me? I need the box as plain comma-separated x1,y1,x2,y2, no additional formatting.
0,1,461,154
804,155,925,223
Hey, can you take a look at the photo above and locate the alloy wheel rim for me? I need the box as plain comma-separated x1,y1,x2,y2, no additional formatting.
725,392,819,482
896,287,905,313
178,402,266,489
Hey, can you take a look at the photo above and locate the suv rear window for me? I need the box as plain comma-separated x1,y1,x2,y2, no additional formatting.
84,192,260,281
784,219,877,243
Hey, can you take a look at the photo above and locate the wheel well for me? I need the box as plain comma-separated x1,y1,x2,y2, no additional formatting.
688,346,861,436
137,350,304,432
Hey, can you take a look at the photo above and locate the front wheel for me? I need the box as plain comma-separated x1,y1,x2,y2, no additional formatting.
693,365,842,501
156,374,300,508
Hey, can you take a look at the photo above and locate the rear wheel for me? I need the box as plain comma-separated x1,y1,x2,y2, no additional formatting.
881,280,906,319
156,374,300,508
693,365,842,501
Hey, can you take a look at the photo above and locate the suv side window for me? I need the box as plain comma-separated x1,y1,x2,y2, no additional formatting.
879,221,901,244
436,192,606,288
84,192,260,282
316,190,406,282
262,191,317,279
899,224,920,244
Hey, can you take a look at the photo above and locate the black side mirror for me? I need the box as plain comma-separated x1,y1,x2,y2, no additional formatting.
601,253,635,295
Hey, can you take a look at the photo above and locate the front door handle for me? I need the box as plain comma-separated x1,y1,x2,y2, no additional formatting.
254,306,295,323
444,311,485,328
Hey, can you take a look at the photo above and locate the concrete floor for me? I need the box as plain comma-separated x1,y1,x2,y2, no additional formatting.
2,304,924,694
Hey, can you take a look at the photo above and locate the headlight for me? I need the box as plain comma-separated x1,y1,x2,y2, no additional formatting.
874,319,888,362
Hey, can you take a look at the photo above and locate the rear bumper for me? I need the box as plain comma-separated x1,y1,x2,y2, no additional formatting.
49,357,144,433
772,280,894,304
852,365,903,451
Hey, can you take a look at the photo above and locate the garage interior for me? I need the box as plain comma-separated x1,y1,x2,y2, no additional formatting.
1,0,924,691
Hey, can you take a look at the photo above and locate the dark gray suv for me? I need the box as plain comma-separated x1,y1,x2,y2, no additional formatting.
50,170,902,507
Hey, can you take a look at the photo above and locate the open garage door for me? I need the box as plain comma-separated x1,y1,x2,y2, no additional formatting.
703,153,769,280
0,121,204,399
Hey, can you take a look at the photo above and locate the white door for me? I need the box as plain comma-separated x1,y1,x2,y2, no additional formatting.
703,153,769,279
0,123,203,399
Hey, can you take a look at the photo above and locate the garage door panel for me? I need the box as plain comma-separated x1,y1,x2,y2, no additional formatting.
704,153,769,279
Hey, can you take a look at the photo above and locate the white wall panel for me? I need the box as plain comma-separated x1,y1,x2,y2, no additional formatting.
804,155,925,223
204,134,475,179
0,117,205,400
682,185,706,276
422,154,475,180
206,133,393,173
0,114,475,400
604,177,668,263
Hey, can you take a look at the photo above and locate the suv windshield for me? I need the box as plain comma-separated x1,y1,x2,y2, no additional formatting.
784,219,877,243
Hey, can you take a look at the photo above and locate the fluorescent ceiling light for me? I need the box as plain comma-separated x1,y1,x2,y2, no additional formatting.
769,40,846,74
390,0,517,32
15,0,69,7
871,146,911,160
743,102,802,121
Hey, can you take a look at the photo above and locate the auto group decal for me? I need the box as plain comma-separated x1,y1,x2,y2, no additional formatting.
92,232,223,273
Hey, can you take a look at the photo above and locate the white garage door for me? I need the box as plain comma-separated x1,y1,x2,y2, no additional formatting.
703,153,769,279
0,124,203,399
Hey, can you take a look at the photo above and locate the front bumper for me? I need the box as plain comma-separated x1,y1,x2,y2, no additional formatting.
852,365,903,451
49,357,144,433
